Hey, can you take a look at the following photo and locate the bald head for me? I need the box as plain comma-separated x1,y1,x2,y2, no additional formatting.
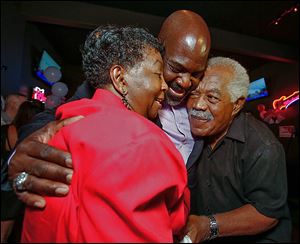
158,10,211,106
159,10,210,58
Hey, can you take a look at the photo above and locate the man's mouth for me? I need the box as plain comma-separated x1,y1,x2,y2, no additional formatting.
168,82,186,98
190,114,210,122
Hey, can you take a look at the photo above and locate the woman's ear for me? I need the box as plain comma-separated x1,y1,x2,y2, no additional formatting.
110,65,128,95
232,97,245,116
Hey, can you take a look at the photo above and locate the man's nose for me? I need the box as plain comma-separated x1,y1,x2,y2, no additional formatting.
193,96,207,110
179,73,192,89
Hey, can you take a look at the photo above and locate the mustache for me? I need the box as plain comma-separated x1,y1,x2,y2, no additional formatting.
188,109,214,121
170,82,188,93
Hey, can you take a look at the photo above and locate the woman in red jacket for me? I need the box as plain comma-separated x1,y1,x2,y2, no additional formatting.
21,25,189,243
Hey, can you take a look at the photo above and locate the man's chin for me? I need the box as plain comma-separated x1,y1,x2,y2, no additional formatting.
165,94,184,107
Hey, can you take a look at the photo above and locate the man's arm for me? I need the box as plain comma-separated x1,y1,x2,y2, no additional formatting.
7,113,84,208
7,82,93,208
185,204,278,242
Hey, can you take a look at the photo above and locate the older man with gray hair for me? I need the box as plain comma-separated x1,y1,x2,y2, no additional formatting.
184,57,291,242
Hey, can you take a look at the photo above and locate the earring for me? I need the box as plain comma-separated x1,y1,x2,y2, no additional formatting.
121,87,127,95
121,88,133,111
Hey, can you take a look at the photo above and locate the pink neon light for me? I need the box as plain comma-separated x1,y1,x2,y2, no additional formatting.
32,86,47,103
273,91,299,110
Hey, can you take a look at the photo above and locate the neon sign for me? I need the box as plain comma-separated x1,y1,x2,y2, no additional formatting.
273,91,299,110
32,86,47,103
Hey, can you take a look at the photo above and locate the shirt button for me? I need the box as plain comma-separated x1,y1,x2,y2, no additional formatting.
206,180,211,187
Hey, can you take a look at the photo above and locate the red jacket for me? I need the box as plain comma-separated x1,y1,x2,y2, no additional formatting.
22,89,190,243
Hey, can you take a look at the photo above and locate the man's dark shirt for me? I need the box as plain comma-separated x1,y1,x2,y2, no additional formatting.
191,112,291,242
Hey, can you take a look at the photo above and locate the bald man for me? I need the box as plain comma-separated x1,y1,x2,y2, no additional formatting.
7,10,211,208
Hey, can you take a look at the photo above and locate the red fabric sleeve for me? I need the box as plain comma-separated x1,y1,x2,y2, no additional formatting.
22,111,190,243
67,131,190,242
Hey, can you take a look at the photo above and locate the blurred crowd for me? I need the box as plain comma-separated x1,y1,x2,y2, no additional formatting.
1,89,44,243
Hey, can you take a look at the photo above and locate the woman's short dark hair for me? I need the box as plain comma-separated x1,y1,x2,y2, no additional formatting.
81,25,164,89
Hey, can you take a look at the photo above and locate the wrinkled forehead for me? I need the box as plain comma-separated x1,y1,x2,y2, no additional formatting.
164,45,208,72
197,74,222,90
166,34,208,57
197,66,233,90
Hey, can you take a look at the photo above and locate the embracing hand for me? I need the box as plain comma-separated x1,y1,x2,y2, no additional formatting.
8,115,84,208
184,215,210,243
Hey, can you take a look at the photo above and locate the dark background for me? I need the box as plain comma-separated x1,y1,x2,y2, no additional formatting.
1,1,299,241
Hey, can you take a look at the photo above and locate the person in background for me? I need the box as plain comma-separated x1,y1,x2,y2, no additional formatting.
1,95,5,111
21,25,189,243
184,57,291,243
1,94,27,126
18,86,30,98
7,10,211,208
1,100,44,243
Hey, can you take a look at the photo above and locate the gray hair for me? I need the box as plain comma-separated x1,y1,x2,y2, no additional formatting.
207,57,249,102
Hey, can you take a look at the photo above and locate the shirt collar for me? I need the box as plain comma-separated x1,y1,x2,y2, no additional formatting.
56,89,125,120
92,89,124,108
225,112,246,143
